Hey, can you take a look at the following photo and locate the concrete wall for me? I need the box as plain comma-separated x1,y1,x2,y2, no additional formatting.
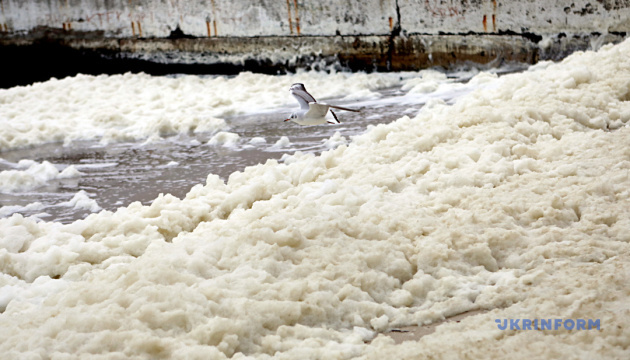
2,1,628,38
0,0,396,37
0,0,628,86
400,0,630,34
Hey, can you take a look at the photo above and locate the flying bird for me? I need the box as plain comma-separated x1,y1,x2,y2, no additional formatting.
285,83,359,125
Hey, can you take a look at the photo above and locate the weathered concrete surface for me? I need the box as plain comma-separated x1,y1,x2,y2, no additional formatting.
0,1,628,87
0,0,398,37
1,1,628,37
400,0,630,34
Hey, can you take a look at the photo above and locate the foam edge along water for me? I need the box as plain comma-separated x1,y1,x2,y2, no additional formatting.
0,39,629,359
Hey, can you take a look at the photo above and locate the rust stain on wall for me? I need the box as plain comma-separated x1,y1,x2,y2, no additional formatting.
425,0,461,18
492,0,497,32
210,0,218,36
293,0,301,35
0,0,6,33
286,0,293,34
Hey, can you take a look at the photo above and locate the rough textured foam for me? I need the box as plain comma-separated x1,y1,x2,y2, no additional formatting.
0,159,82,193
58,190,102,213
1,40,630,359
0,71,405,151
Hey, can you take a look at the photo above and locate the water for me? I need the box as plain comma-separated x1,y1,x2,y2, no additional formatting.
0,69,517,223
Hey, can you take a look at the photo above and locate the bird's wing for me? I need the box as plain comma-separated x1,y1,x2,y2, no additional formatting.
329,110,340,124
306,103,330,118
320,103,360,112
290,83,317,110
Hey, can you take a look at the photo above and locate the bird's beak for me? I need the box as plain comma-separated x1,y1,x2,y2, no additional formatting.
284,118,290,122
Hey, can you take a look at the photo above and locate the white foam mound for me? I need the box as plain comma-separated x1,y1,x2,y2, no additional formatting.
248,137,267,144
271,135,291,149
0,71,406,151
322,131,348,149
0,202,46,218
0,159,82,193
207,131,240,147
59,190,102,213
1,40,630,359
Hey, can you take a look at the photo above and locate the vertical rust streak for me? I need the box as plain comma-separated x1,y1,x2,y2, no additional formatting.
292,0,300,35
128,0,135,37
286,0,293,34
482,15,487,32
206,20,211,37
389,16,393,31
137,21,142,37
63,0,70,31
0,0,4,33
492,0,497,32
210,0,218,36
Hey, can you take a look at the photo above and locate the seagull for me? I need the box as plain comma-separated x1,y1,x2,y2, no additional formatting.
285,83,360,125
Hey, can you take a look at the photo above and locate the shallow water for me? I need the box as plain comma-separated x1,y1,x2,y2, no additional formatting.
0,70,505,223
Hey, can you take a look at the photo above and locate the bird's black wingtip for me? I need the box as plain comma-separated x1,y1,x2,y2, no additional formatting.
330,110,341,124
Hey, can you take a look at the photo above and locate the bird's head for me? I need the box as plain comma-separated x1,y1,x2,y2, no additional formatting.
284,113,297,122
290,83,306,92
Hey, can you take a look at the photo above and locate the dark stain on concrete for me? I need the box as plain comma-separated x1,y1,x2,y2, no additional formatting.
0,24,627,88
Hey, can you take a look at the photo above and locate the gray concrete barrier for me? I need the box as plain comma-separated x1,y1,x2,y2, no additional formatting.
0,0,628,83
2,1,628,37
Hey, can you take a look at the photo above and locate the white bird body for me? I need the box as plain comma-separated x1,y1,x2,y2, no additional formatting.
285,83,359,125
